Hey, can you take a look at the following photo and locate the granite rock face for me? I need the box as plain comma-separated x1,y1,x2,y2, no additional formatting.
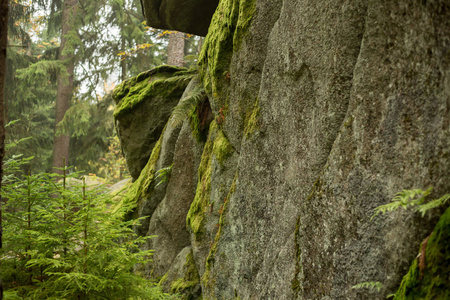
117,0,450,299
142,0,220,36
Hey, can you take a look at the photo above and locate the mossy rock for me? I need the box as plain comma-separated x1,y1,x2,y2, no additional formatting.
199,0,256,110
393,206,450,299
160,246,202,299
113,66,192,179
142,0,219,36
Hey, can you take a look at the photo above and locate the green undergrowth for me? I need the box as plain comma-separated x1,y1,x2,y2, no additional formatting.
113,66,193,118
118,125,165,216
186,121,233,238
202,173,238,290
393,206,450,299
199,0,256,105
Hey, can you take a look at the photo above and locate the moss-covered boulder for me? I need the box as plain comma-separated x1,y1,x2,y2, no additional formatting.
142,0,219,36
113,66,191,180
160,246,202,299
393,207,450,299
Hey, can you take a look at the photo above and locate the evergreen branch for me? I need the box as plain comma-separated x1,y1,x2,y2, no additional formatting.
16,59,68,83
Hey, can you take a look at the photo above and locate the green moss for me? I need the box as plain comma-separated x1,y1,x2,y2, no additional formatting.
233,0,257,49
344,115,354,128
244,98,260,138
119,126,165,215
186,121,234,238
159,273,169,286
189,105,209,143
112,66,191,118
393,207,450,299
202,173,238,288
212,128,233,165
186,122,217,236
199,0,257,103
170,250,200,297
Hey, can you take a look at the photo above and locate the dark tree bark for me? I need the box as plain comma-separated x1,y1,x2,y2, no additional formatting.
0,0,9,250
167,31,185,67
0,0,8,298
51,0,78,174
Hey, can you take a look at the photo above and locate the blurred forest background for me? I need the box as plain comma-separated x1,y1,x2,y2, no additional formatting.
5,0,201,183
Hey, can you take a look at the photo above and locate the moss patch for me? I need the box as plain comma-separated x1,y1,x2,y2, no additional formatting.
119,126,165,215
202,173,238,289
393,206,450,299
186,121,234,238
186,122,216,237
244,98,260,138
212,128,233,166
189,98,212,143
113,66,191,118
170,250,201,297
199,0,257,103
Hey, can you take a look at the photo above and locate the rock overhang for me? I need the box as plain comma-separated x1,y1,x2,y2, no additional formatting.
142,0,220,36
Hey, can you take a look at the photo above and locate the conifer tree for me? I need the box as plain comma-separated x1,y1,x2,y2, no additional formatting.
52,0,78,175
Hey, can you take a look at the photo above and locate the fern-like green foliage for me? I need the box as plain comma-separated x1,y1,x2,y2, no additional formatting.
371,187,436,220
416,193,450,217
352,281,384,292
171,80,206,128
155,164,173,187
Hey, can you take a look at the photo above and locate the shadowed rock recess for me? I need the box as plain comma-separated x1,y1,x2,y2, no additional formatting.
114,0,450,299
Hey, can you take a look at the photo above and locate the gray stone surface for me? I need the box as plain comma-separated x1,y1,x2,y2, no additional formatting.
142,0,219,36
197,0,449,299
124,0,449,299
133,77,204,237
160,246,202,299
145,120,204,278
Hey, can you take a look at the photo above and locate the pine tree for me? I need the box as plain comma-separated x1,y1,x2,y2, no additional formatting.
51,0,78,175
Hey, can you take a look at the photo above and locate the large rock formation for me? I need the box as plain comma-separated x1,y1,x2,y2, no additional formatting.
113,66,191,180
142,0,220,36
115,0,450,299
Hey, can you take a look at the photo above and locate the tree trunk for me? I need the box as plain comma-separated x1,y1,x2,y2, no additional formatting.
167,31,185,67
0,0,9,251
0,0,8,297
52,0,78,174
120,0,127,81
